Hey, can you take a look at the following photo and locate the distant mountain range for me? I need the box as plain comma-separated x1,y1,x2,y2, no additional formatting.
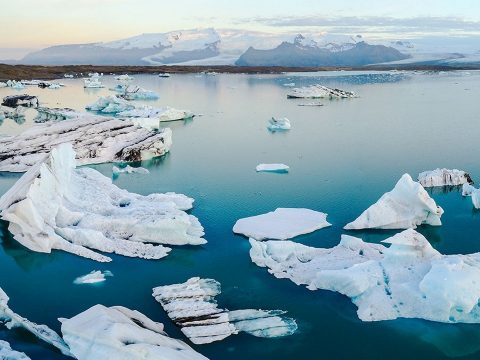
10,28,480,67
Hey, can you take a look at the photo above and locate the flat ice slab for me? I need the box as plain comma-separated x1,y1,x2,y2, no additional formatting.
233,208,331,240
0,115,172,172
250,229,480,323
0,143,205,262
73,270,113,284
256,164,289,173
152,277,297,344
60,304,208,360
418,168,473,187
344,173,444,230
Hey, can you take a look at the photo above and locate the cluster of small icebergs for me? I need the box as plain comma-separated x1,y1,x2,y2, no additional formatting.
287,85,357,99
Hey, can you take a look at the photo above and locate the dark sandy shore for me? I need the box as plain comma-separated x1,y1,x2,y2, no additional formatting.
1,63,478,81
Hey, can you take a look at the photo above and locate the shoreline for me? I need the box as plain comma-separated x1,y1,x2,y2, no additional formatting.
1,63,479,81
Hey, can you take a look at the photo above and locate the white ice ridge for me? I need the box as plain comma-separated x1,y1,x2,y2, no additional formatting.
256,164,289,173
0,340,31,360
0,288,73,357
60,304,208,360
0,115,172,172
119,86,159,100
344,173,444,230
287,85,357,99
73,270,113,284
0,143,206,262
152,277,297,345
112,165,150,175
86,95,135,113
267,117,291,131
233,208,331,241
418,168,473,187
250,229,480,323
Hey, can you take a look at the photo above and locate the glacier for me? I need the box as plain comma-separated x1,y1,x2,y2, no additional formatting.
287,85,357,99
73,270,113,284
152,277,297,344
60,304,208,360
344,173,444,230
0,143,205,262
418,168,473,187
250,229,480,323
233,208,331,241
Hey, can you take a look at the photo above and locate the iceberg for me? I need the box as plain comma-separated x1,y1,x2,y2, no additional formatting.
233,208,331,241
256,163,289,173
48,83,61,89
112,165,150,175
152,277,297,344
2,95,38,108
158,73,171,78
119,86,159,100
6,80,26,90
250,229,480,323
115,74,134,81
86,95,135,114
73,270,113,284
0,115,172,172
0,82,7,88
344,173,444,230
34,107,77,123
267,117,291,131
0,340,30,360
0,143,205,262
119,106,194,122
84,74,104,88
418,168,473,187
0,288,73,356
60,304,208,360
462,183,475,196
287,85,357,99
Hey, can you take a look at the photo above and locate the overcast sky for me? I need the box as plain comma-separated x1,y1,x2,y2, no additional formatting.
1,0,480,58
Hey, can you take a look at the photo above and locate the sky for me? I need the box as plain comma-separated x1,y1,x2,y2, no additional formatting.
1,0,480,58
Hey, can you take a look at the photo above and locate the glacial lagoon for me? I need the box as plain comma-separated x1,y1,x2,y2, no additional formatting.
1,70,480,359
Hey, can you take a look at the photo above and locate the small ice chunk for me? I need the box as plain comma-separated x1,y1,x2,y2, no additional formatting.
112,165,150,175
256,164,289,173
418,168,473,187
115,74,134,81
233,208,331,240
267,117,291,131
344,173,444,230
73,270,113,284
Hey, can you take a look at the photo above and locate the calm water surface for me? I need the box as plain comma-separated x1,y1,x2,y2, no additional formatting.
1,71,480,359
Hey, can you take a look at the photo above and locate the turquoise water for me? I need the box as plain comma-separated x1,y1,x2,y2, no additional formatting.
1,71,480,359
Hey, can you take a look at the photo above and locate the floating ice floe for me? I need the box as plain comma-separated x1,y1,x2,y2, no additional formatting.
297,102,324,107
287,85,357,99
84,74,104,88
418,168,473,187
115,74,134,81
86,95,135,113
119,86,159,100
256,163,289,173
267,117,291,131
60,304,208,360
110,83,128,93
0,143,205,262
0,288,73,356
0,340,30,360
462,183,475,197
34,107,77,123
64,74,74,78
158,73,171,78
73,270,113,284
0,115,172,172
250,229,480,323
2,95,38,108
152,277,297,345
344,173,444,230
233,208,331,241
112,165,150,175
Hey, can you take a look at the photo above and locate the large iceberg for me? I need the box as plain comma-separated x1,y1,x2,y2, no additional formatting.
60,304,208,360
0,288,72,356
86,95,135,114
152,277,297,344
267,117,291,131
250,229,480,323
287,85,357,99
0,115,172,172
418,168,473,187
0,143,205,262
344,173,444,230
0,340,30,360
233,208,331,240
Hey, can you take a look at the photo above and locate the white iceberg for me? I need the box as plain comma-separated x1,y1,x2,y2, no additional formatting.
0,288,73,357
34,107,77,123
256,164,289,173
233,208,331,241
250,229,480,323
84,74,104,88
287,85,357,99
344,173,444,230
60,304,208,360
418,168,473,187
0,143,205,262
119,106,194,122
73,270,113,284
112,165,150,175
158,73,171,78
0,82,7,88
152,277,297,344
0,115,172,172
115,74,134,81
86,95,135,114
267,117,291,131
48,83,61,89
462,183,475,196
6,80,25,90
119,86,159,100
0,340,30,360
